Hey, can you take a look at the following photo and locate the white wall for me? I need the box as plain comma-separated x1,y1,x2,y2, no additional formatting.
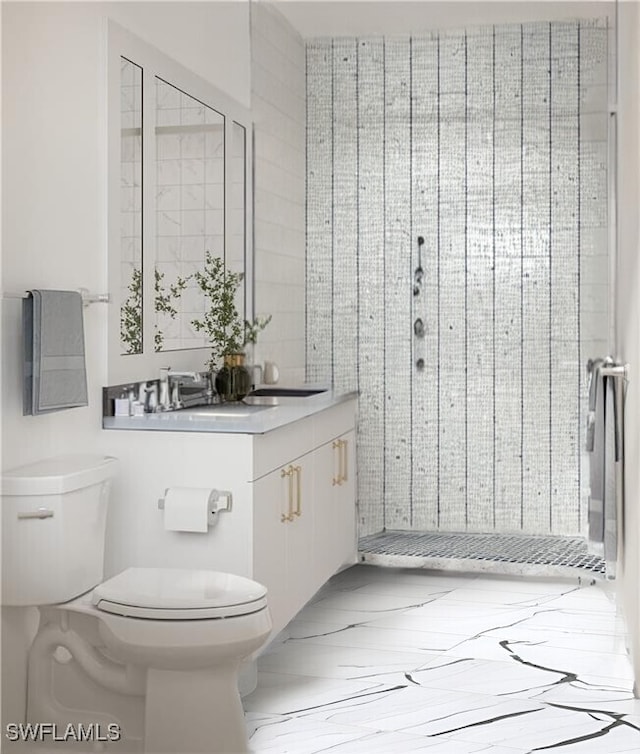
251,2,306,383
616,0,640,694
1,0,250,727
2,0,250,470
275,0,616,37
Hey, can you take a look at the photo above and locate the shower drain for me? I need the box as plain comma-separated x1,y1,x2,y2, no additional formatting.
358,530,607,578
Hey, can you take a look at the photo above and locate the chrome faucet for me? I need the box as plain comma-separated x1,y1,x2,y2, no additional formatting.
159,368,205,410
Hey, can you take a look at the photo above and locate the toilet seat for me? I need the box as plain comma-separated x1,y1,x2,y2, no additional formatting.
92,567,268,620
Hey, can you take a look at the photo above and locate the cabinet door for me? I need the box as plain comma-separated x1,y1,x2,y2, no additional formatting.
252,467,290,636
313,432,357,586
312,438,339,589
252,459,315,637
335,430,357,569
285,457,315,613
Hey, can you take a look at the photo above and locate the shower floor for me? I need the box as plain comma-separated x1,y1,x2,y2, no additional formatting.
358,530,607,579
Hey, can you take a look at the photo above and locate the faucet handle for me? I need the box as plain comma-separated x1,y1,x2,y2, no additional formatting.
158,368,172,410
170,380,183,410
145,383,158,412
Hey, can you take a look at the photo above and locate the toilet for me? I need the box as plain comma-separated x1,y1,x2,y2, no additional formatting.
1,455,272,753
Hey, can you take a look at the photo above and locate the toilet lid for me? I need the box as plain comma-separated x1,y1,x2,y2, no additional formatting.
92,568,268,620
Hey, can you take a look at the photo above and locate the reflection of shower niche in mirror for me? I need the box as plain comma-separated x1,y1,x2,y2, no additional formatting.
119,57,143,355
155,78,226,352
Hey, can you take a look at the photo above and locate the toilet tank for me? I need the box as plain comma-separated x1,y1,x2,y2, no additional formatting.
1,455,118,606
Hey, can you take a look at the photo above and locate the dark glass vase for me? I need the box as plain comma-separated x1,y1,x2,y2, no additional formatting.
214,352,252,402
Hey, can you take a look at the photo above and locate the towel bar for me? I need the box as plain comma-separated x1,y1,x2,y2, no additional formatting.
3,288,110,307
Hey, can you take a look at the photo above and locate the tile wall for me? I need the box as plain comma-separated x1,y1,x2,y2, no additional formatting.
251,2,306,383
306,20,610,537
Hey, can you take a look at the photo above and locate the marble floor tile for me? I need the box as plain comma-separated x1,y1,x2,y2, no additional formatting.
246,713,370,753
319,732,527,754
448,702,640,752
259,641,442,682
398,655,582,697
244,671,398,717
247,713,527,753
287,601,453,629
245,565,640,753
517,606,627,636
539,584,617,611
299,684,545,735
368,602,542,637
335,580,466,600
433,586,584,607
467,573,585,593
329,566,482,590
477,621,629,655
525,680,640,718
437,637,635,685
310,589,452,613
286,619,466,653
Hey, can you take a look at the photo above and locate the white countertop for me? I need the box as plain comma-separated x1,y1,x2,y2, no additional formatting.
103,389,358,435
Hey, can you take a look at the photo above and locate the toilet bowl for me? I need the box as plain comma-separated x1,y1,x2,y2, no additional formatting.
1,455,272,753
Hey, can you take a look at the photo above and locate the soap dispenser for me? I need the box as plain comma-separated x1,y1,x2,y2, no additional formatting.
114,392,130,417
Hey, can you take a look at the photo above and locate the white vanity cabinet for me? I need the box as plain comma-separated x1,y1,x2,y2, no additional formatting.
251,403,357,636
102,394,358,641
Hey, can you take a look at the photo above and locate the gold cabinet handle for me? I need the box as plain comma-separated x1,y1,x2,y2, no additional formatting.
341,439,348,483
332,440,342,486
294,465,302,516
280,466,294,522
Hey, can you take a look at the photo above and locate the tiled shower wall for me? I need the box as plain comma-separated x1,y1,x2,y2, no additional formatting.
306,20,609,537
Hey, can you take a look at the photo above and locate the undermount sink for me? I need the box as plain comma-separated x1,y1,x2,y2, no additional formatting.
249,388,327,398
177,403,271,418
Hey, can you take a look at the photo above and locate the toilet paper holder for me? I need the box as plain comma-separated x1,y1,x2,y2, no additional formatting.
157,488,233,527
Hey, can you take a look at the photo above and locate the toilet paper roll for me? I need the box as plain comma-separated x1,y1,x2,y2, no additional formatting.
163,487,215,533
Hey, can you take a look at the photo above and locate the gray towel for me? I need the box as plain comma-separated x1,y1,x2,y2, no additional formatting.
587,360,605,549
586,359,620,577
23,290,88,415
603,374,618,575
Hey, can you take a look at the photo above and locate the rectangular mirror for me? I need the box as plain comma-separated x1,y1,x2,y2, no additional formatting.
108,22,252,383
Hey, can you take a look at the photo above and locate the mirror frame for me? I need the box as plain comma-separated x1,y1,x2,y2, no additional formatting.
107,21,253,383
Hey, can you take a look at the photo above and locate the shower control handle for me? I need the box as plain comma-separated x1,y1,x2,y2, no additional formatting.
599,363,628,381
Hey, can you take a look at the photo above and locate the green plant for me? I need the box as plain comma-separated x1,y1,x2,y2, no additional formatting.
244,314,273,346
154,268,190,351
119,266,190,354
191,250,271,371
120,266,142,354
